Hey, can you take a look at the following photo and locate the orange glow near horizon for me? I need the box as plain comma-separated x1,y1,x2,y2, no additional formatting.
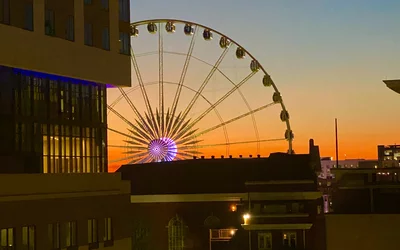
105,13,400,172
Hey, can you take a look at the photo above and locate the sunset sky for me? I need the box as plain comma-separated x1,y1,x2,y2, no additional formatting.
108,0,400,171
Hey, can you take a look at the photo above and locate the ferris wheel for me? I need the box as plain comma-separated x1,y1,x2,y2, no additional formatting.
107,19,294,166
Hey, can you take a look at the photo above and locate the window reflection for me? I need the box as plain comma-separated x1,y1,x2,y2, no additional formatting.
12,69,107,173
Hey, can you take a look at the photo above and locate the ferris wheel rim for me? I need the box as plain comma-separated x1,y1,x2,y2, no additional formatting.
130,18,294,152
108,18,295,166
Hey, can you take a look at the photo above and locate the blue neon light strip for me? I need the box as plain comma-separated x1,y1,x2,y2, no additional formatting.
12,68,115,88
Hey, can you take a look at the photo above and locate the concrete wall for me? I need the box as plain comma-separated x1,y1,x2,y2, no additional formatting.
325,214,400,250
0,0,131,87
0,173,133,249
0,173,130,201
76,238,131,250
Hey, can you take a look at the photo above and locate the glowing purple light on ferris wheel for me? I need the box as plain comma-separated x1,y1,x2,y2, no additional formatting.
148,137,177,162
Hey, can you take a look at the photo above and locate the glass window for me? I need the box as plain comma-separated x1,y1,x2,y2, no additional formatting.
45,9,55,36
283,232,296,248
84,23,93,46
168,216,185,250
65,221,77,247
258,232,272,250
104,218,112,241
118,0,129,22
48,222,60,249
1,0,10,24
88,219,98,244
0,228,14,249
22,226,35,250
24,2,33,31
102,27,110,50
66,15,74,41
119,32,130,55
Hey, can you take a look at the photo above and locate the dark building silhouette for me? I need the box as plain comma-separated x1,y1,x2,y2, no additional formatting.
118,141,324,250
324,167,400,250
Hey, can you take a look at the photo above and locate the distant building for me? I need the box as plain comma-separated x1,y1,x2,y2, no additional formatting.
319,158,366,179
0,0,131,173
0,173,132,249
119,141,324,250
378,145,400,168
319,157,379,213
324,167,400,250
358,160,379,169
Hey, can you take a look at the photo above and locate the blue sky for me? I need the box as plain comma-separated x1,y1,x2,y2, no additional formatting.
125,0,400,158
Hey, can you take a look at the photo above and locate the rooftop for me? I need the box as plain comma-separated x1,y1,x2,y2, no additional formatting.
117,153,317,195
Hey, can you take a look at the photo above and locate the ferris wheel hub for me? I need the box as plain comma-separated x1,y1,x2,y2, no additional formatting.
148,137,178,162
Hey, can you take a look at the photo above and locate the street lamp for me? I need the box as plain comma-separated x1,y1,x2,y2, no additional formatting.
243,213,251,225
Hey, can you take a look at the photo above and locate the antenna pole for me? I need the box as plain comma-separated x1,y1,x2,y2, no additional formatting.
335,118,339,168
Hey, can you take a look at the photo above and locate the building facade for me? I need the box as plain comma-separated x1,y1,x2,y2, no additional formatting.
0,173,132,249
241,180,324,250
119,146,323,250
322,167,400,250
330,168,400,214
0,0,131,173
378,144,400,168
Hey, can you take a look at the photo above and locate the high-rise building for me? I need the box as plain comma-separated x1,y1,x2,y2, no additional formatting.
0,0,131,173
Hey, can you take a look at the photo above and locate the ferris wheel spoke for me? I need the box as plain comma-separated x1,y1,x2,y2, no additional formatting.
169,117,192,140
124,134,150,147
118,87,158,139
124,150,146,155
107,105,137,129
130,47,154,117
178,46,230,127
145,112,160,138
158,23,165,137
181,138,286,150
130,47,159,136
177,139,203,147
212,68,261,153
109,145,145,150
155,109,163,138
126,151,152,164
137,154,155,164
165,81,230,153
178,102,276,144
181,150,202,155
168,25,199,131
128,125,153,142
107,104,152,142
175,151,196,158
133,118,156,140
166,111,182,138
109,85,141,111
109,151,148,164
108,127,137,141
176,71,257,140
